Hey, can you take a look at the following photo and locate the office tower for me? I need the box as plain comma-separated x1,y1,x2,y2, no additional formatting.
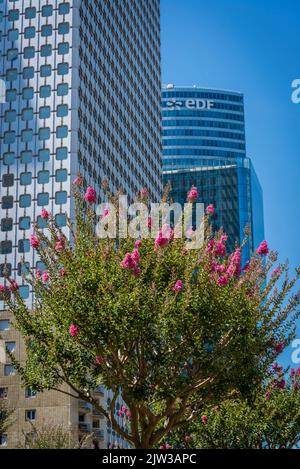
162,85,264,262
0,0,162,448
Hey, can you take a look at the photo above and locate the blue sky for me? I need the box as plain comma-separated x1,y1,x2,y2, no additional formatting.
161,0,300,365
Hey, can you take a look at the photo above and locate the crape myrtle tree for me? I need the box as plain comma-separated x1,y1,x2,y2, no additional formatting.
0,177,299,449
164,365,300,449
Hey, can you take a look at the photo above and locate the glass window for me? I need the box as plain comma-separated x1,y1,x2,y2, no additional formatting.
58,42,69,55
21,107,33,121
4,110,16,122
0,264,12,277
39,85,51,98
18,239,30,253
25,409,36,421
40,65,51,77
55,191,67,205
41,24,52,37
42,4,53,17
7,48,18,61
8,9,19,21
2,196,13,209
18,263,30,276
37,193,49,206
0,320,10,331
4,131,15,144
21,129,33,143
39,106,50,119
57,62,69,75
55,169,68,182
58,22,69,35
1,218,13,232
20,172,32,186
39,127,50,141
57,83,68,96
2,174,14,187
59,2,70,15
0,241,12,254
24,26,35,39
5,341,16,353
22,87,34,100
6,88,17,102
4,365,15,376
23,66,34,79
25,7,36,19
19,194,31,208
8,28,18,41
0,388,8,399
37,216,47,229
36,261,47,272
24,46,35,59
6,68,17,81
38,170,50,184
41,44,52,57
21,150,33,164
19,286,29,299
55,214,67,227
56,147,67,160
19,217,31,230
56,125,68,138
38,149,50,162
25,388,37,398
3,153,15,165
57,104,68,117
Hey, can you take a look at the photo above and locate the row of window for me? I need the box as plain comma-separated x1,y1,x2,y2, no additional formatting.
7,3,70,22
1,170,68,187
0,261,47,277
7,21,70,41
3,62,69,81
1,192,68,213
0,214,67,238
162,91,243,102
1,147,68,165
3,105,68,123
6,42,70,61
2,125,69,144
5,82,69,101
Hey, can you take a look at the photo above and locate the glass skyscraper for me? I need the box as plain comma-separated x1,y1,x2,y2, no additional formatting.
0,0,162,448
162,85,264,262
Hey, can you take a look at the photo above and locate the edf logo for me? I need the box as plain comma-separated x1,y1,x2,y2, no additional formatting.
165,98,214,110
291,79,300,104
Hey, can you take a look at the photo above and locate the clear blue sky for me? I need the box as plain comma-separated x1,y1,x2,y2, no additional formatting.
161,0,300,365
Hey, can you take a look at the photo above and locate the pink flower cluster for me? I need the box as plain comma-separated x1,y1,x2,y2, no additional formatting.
30,234,39,249
41,208,50,220
206,204,215,215
201,415,208,425
256,240,269,256
154,225,174,251
120,245,141,277
159,443,171,449
84,186,96,204
187,185,198,203
55,237,65,253
172,279,183,292
95,356,105,365
117,405,131,420
69,324,79,337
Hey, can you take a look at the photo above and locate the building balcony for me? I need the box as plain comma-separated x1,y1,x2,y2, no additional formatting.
79,400,92,412
78,422,91,433
94,385,105,395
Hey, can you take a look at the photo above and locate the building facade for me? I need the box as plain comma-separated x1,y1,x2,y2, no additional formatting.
162,85,264,262
0,0,162,448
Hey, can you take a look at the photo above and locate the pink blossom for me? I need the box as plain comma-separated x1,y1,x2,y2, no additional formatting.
187,185,198,203
73,176,82,187
265,391,271,400
140,188,148,199
256,240,269,256
277,379,286,389
274,342,284,354
216,264,226,273
215,241,226,257
154,225,173,250
59,268,65,276
165,443,171,449
9,280,19,292
201,415,208,425
95,356,105,365
121,405,127,412
272,362,278,370
84,186,96,204
131,249,140,263
206,239,215,253
220,234,228,243
42,271,50,283
242,261,250,272
147,216,153,229
118,410,124,417
103,208,109,217
217,275,229,286
55,239,64,252
227,249,241,278
69,324,79,337
41,208,50,220
295,367,300,376
120,253,135,269
134,240,142,248
30,235,39,249
36,269,42,279
132,266,141,277
173,279,183,292
206,204,215,215
290,368,295,377
271,267,281,278
0,284,6,293
125,409,131,418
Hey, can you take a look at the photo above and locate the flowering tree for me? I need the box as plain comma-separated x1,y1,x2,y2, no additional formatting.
167,366,300,449
0,181,299,448
0,400,14,438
